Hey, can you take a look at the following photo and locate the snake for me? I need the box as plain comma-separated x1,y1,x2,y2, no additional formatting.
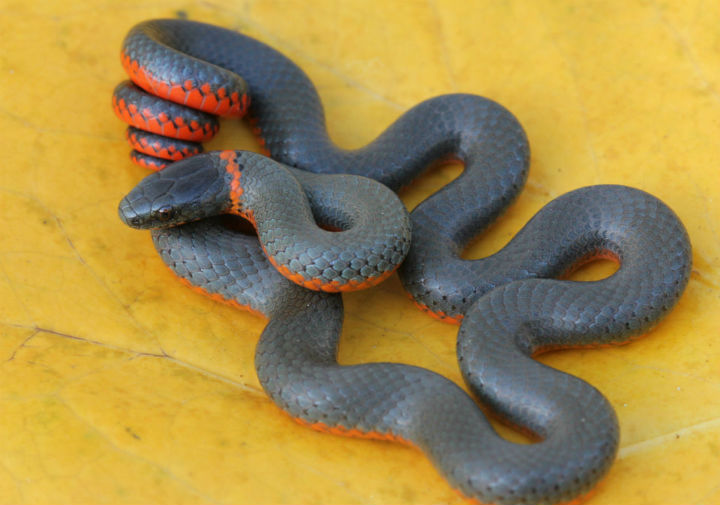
113,18,692,505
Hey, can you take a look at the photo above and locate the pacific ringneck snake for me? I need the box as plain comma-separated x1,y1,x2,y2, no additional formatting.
113,19,692,505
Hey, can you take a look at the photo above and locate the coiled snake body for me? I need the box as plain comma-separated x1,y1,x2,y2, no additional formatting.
114,19,692,505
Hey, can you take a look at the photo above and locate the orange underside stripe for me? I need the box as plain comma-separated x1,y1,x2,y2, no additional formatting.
121,52,249,118
408,293,464,325
292,411,602,505
130,151,166,171
265,253,398,292
173,274,266,319
112,93,218,142
290,415,412,445
126,130,195,161
247,116,272,156
560,250,621,279
220,150,243,214
454,483,602,505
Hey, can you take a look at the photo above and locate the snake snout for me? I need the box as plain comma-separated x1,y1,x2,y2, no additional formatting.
118,195,148,228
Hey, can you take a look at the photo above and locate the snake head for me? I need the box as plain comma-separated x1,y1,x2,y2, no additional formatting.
118,153,235,229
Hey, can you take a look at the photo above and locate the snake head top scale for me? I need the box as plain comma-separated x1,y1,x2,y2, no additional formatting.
118,152,234,228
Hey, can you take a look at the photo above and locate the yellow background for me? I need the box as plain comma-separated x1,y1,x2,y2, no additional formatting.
1,1,719,503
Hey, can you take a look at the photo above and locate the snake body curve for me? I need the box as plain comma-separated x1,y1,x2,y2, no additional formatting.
114,19,692,505
118,150,411,292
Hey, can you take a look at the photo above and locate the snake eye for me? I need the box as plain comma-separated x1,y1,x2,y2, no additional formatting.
156,206,175,222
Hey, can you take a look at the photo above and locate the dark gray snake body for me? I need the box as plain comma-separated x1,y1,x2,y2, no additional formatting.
116,19,692,505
